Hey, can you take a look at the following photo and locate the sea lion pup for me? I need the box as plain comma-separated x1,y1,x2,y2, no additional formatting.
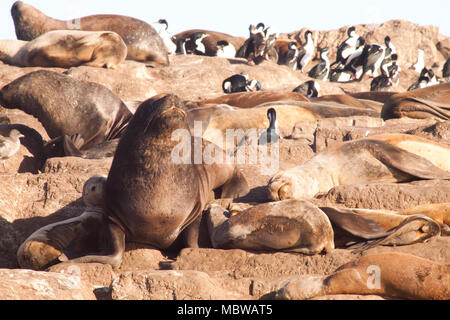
11,1,168,66
174,29,245,57
381,82,450,120
17,176,107,271
200,91,309,108
275,252,450,300
0,70,132,156
206,200,335,254
58,94,249,268
0,30,127,69
268,133,450,201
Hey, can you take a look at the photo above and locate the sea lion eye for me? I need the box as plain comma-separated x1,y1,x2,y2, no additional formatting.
91,186,96,192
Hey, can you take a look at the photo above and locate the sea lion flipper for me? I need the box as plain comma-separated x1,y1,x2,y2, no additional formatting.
320,207,388,239
217,169,250,199
366,140,450,180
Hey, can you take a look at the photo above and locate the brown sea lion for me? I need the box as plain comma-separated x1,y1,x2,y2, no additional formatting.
381,83,450,120
11,1,168,66
0,30,127,69
342,90,398,104
207,200,335,254
187,102,379,148
311,94,377,110
275,253,450,300
17,176,107,270
0,70,132,157
33,94,248,268
268,133,450,201
174,29,245,56
200,91,310,108
207,200,440,254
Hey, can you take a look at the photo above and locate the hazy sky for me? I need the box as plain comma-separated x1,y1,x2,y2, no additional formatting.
1,0,449,39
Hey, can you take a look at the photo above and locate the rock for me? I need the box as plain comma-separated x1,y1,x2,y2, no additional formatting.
0,268,95,300
313,179,450,210
437,38,450,60
43,157,112,175
110,270,248,300
170,248,358,281
406,120,450,146
119,243,169,273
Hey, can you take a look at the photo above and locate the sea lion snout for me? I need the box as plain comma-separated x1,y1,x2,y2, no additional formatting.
267,176,293,201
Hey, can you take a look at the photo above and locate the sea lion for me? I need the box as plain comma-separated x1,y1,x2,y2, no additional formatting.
275,252,450,300
0,30,127,69
36,94,248,268
207,200,440,254
17,175,107,270
268,133,450,201
381,83,450,120
207,200,335,254
174,29,245,57
200,91,310,108
311,94,377,110
11,1,168,66
0,70,132,156
187,102,379,148
341,90,398,104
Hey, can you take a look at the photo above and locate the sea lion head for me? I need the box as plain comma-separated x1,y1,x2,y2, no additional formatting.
83,175,107,207
267,174,293,201
133,94,188,138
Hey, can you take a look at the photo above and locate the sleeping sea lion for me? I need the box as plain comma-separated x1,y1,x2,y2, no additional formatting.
381,83,450,120
0,30,127,69
276,252,450,300
268,133,450,201
11,1,168,66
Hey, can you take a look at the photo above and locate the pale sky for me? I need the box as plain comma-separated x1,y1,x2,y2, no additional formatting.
0,0,449,39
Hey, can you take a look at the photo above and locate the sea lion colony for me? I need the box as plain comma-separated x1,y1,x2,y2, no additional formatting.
0,1,449,300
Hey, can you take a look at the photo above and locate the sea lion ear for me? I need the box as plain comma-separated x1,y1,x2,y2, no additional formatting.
217,169,249,199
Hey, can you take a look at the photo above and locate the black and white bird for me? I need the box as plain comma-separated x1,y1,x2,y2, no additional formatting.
153,19,177,55
279,41,299,70
308,47,330,80
370,56,400,92
407,68,431,91
0,129,24,172
297,30,315,72
360,44,386,78
292,80,320,98
331,26,359,68
222,74,261,93
329,63,355,82
443,58,450,81
410,48,425,73
216,40,236,58
343,36,366,68
384,36,396,57
370,74,393,91
258,108,280,145
179,32,209,55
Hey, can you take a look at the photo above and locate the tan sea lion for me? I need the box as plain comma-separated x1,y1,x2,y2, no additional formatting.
342,90,398,104
0,70,132,157
24,94,249,268
174,29,245,56
11,1,168,66
0,30,127,69
276,252,450,300
17,175,107,270
381,83,450,120
268,133,450,201
311,94,377,110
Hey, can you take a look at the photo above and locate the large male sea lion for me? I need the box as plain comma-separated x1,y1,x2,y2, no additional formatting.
0,30,127,69
381,83,450,120
20,94,249,268
276,253,450,300
268,133,450,201
0,70,132,156
11,1,168,66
